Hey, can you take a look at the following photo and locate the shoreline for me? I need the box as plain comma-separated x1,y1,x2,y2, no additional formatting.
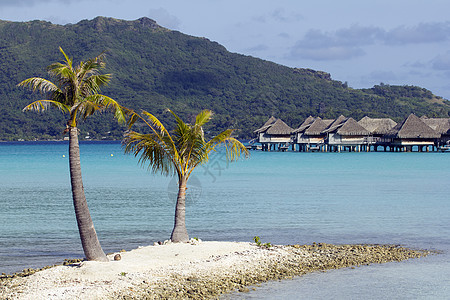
0,241,432,299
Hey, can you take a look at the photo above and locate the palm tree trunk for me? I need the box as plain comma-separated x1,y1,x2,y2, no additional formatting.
170,175,189,242
69,127,108,261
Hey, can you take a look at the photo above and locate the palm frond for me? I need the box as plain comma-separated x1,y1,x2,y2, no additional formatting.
126,110,179,165
142,110,174,146
195,109,213,128
184,130,207,171
166,109,193,159
19,47,125,132
204,129,249,161
86,94,128,124
48,61,75,81
126,110,142,128
180,110,213,173
58,47,72,69
142,110,181,166
23,100,70,113
166,109,190,135
77,55,107,86
17,77,59,94
90,50,107,68
204,129,233,149
50,89,67,105
123,131,177,176
82,74,111,94
222,137,249,161
73,100,101,121
125,110,184,175
124,109,248,181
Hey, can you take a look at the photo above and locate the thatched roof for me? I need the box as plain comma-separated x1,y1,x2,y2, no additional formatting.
358,116,397,135
262,116,277,127
292,116,315,133
305,117,333,135
323,115,347,133
323,119,334,127
421,117,450,134
336,118,370,136
266,119,293,135
254,116,277,133
386,114,440,139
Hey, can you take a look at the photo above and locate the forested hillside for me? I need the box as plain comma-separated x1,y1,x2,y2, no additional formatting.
1,16,449,140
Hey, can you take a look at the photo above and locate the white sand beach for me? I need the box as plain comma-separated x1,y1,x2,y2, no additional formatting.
0,240,430,299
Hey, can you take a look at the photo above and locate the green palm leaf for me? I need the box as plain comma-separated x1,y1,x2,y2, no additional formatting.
125,109,249,179
22,99,70,113
85,94,128,125
57,46,72,69
126,131,178,174
19,47,127,127
18,77,59,94
194,109,212,128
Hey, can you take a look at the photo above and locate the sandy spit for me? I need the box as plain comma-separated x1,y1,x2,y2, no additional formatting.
0,240,430,299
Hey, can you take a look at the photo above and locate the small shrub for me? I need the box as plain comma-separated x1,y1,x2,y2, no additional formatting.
253,236,261,246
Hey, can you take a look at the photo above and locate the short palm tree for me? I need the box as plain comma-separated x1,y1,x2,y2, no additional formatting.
124,109,249,242
18,47,127,261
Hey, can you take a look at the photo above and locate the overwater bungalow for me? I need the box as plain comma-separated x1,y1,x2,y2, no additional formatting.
421,116,450,146
358,116,397,137
252,114,449,153
254,116,293,151
384,114,440,152
292,116,333,152
324,117,370,152
292,116,315,138
358,116,397,151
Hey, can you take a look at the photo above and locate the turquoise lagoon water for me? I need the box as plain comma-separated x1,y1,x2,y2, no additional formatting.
0,141,449,299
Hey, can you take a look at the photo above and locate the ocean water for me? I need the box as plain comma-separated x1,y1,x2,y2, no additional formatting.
0,141,449,299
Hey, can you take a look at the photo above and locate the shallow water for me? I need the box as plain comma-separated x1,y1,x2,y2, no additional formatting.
0,142,448,298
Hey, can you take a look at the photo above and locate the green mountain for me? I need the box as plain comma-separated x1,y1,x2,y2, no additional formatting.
1,16,449,141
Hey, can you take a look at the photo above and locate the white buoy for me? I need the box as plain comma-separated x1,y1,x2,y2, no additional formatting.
62,155,65,158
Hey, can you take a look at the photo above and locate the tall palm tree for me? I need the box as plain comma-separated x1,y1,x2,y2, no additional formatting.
18,47,127,261
124,109,249,242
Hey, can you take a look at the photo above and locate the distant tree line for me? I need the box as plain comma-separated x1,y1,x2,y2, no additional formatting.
0,17,449,141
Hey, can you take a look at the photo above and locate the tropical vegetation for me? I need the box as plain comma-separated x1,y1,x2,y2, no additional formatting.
123,109,249,242
1,17,450,141
18,47,127,261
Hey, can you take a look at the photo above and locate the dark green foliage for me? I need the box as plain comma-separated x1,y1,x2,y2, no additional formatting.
1,17,449,141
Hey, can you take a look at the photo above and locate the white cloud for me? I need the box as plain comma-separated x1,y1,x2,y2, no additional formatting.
270,8,303,23
404,61,427,69
252,7,303,24
384,22,450,45
431,51,450,70
289,25,380,60
289,22,450,61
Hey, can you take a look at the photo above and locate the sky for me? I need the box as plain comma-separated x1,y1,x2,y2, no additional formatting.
2,0,450,100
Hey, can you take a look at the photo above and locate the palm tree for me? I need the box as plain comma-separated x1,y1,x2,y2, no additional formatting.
18,47,127,261
124,109,249,242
